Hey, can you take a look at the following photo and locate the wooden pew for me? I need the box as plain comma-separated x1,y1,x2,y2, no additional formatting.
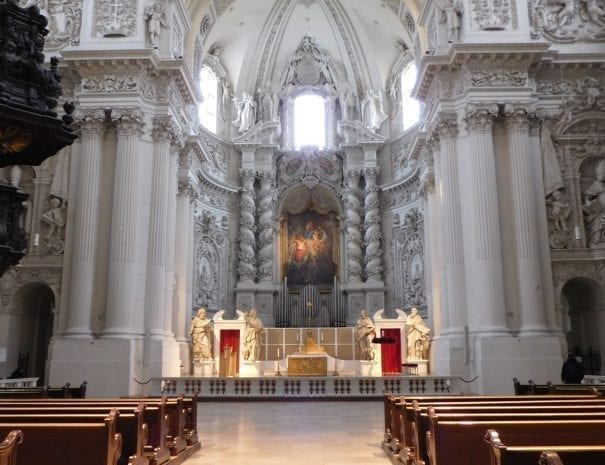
0,409,122,465
425,418,605,465
0,400,171,465
486,430,605,465
513,379,552,395
0,430,22,465
395,396,605,465
0,396,196,463
0,404,148,465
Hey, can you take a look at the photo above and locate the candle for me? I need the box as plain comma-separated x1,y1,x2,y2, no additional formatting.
321,333,324,343
32,233,39,247
296,333,299,343
277,347,280,359
574,226,581,240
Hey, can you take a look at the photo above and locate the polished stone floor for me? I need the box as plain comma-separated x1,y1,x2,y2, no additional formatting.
185,401,390,465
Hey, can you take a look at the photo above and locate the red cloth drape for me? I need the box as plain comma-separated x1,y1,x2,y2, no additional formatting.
380,328,402,375
220,330,240,373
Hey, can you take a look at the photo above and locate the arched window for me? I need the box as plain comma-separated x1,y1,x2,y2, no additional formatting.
401,63,420,131
199,66,218,133
294,94,325,149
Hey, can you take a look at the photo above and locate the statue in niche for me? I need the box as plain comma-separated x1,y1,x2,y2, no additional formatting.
41,197,67,239
406,307,430,360
361,89,388,131
437,0,463,43
356,310,376,361
144,3,167,47
339,90,358,121
232,92,256,133
547,189,571,232
257,88,279,122
243,308,263,362
582,159,605,246
190,307,213,362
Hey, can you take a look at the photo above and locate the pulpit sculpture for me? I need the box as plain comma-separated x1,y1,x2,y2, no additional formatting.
406,307,430,360
582,159,605,246
190,308,213,362
356,310,376,361
243,308,264,361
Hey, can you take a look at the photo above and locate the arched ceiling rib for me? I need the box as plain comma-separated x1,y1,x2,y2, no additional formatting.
184,0,421,95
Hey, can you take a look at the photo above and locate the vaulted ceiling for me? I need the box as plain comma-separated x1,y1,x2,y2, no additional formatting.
184,0,422,96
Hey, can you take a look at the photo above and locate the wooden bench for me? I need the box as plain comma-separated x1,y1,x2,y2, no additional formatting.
426,418,605,465
487,429,605,465
513,379,553,395
0,430,22,465
0,404,148,465
0,409,122,465
0,377,38,388
0,381,87,399
0,395,198,463
384,394,605,465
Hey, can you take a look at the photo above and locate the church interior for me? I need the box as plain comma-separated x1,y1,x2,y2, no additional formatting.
0,0,604,403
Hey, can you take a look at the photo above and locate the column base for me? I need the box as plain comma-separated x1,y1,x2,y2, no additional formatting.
47,337,145,397
471,335,564,394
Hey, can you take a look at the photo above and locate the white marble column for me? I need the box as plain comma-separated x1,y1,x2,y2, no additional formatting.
257,171,275,282
435,114,467,336
344,170,363,282
463,104,508,335
238,169,257,282
146,117,175,338
64,109,105,337
425,136,447,336
505,105,548,335
103,109,145,337
363,168,383,282
174,180,195,342
163,145,180,336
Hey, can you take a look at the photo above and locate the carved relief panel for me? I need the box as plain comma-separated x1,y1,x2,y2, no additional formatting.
391,207,426,309
92,0,138,38
193,211,228,312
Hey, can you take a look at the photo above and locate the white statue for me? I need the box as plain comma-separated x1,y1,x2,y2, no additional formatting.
257,89,279,122
190,308,213,362
548,189,571,232
232,92,256,133
356,310,376,361
405,307,430,360
438,0,463,43
582,159,605,246
339,90,357,121
361,89,387,131
41,197,67,239
243,308,263,361
144,3,167,47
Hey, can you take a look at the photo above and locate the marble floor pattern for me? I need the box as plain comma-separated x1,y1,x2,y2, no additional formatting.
185,401,390,465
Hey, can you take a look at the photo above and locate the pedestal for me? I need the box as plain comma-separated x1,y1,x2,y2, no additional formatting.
359,360,379,377
241,360,261,377
193,361,215,377
409,359,429,375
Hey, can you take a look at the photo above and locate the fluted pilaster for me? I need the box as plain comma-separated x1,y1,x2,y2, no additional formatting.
463,104,508,334
505,105,548,335
238,169,257,282
174,180,195,342
146,117,177,337
65,109,106,337
257,171,276,282
434,113,466,335
164,144,181,335
104,108,145,337
363,168,383,282
344,170,363,282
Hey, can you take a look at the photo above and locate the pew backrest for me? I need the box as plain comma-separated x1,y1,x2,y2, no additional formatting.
0,430,22,465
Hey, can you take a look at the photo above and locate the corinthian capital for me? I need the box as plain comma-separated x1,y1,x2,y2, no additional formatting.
503,104,536,131
74,108,106,137
433,112,459,139
112,108,145,137
152,116,180,143
464,103,499,131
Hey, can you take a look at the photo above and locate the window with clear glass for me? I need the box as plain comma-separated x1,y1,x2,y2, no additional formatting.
401,63,420,130
294,94,325,149
199,66,218,133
